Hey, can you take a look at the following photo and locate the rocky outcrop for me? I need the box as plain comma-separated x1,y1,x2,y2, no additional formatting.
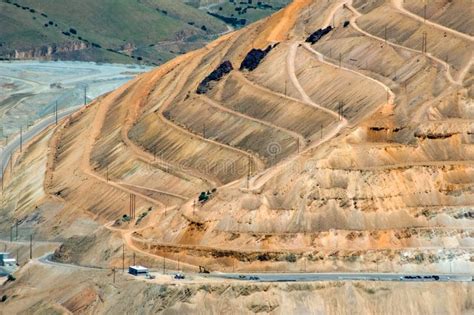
2,41,89,60
305,26,333,44
239,43,278,71
197,60,233,94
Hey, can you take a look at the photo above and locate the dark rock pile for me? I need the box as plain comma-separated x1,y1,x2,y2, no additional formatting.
305,26,333,44
196,60,234,94
240,43,278,71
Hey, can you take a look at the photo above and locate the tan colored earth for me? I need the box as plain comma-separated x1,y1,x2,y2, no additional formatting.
1,0,473,313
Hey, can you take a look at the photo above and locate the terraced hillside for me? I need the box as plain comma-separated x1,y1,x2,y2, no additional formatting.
2,0,473,279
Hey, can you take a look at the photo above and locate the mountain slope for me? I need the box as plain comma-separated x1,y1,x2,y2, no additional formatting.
4,0,473,272
0,0,473,312
0,0,294,64
0,0,229,64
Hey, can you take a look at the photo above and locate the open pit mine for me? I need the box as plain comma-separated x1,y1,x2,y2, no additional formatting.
0,0,473,314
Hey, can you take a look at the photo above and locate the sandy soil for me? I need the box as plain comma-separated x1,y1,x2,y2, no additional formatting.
0,0,472,313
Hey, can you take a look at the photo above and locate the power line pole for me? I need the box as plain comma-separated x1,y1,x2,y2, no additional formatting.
338,101,344,120
133,252,136,266
162,255,166,274
247,156,251,189
423,4,427,22
421,32,427,54
129,194,136,219
55,101,58,125
112,268,116,283
20,127,22,152
122,244,125,272
1,148,4,193
84,86,87,106
320,123,323,140
29,234,33,259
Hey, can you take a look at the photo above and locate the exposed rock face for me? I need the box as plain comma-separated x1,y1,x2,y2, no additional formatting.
239,43,278,71
197,60,233,94
1,41,89,60
305,26,333,44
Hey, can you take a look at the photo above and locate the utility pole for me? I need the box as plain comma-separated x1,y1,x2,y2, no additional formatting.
1,148,4,193
122,244,125,272
84,86,87,106
20,127,22,152
247,156,251,189
55,101,58,125
193,199,196,217
202,123,206,138
112,268,116,283
320,123,323,140
384,26,387,43
421,32,427,54
29,234,33,259
133,252,136,266
10,226,13,242
423,4,427,22
129,194,136,219
339,53,342,68
106,165,109,182
338,101,344,120
284,79,287,96
162,255,166,274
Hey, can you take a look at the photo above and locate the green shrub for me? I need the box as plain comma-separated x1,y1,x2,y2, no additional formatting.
285,253,297,263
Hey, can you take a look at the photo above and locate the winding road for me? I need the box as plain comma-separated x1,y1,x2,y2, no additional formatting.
0,105,82,177
29,252,474,283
